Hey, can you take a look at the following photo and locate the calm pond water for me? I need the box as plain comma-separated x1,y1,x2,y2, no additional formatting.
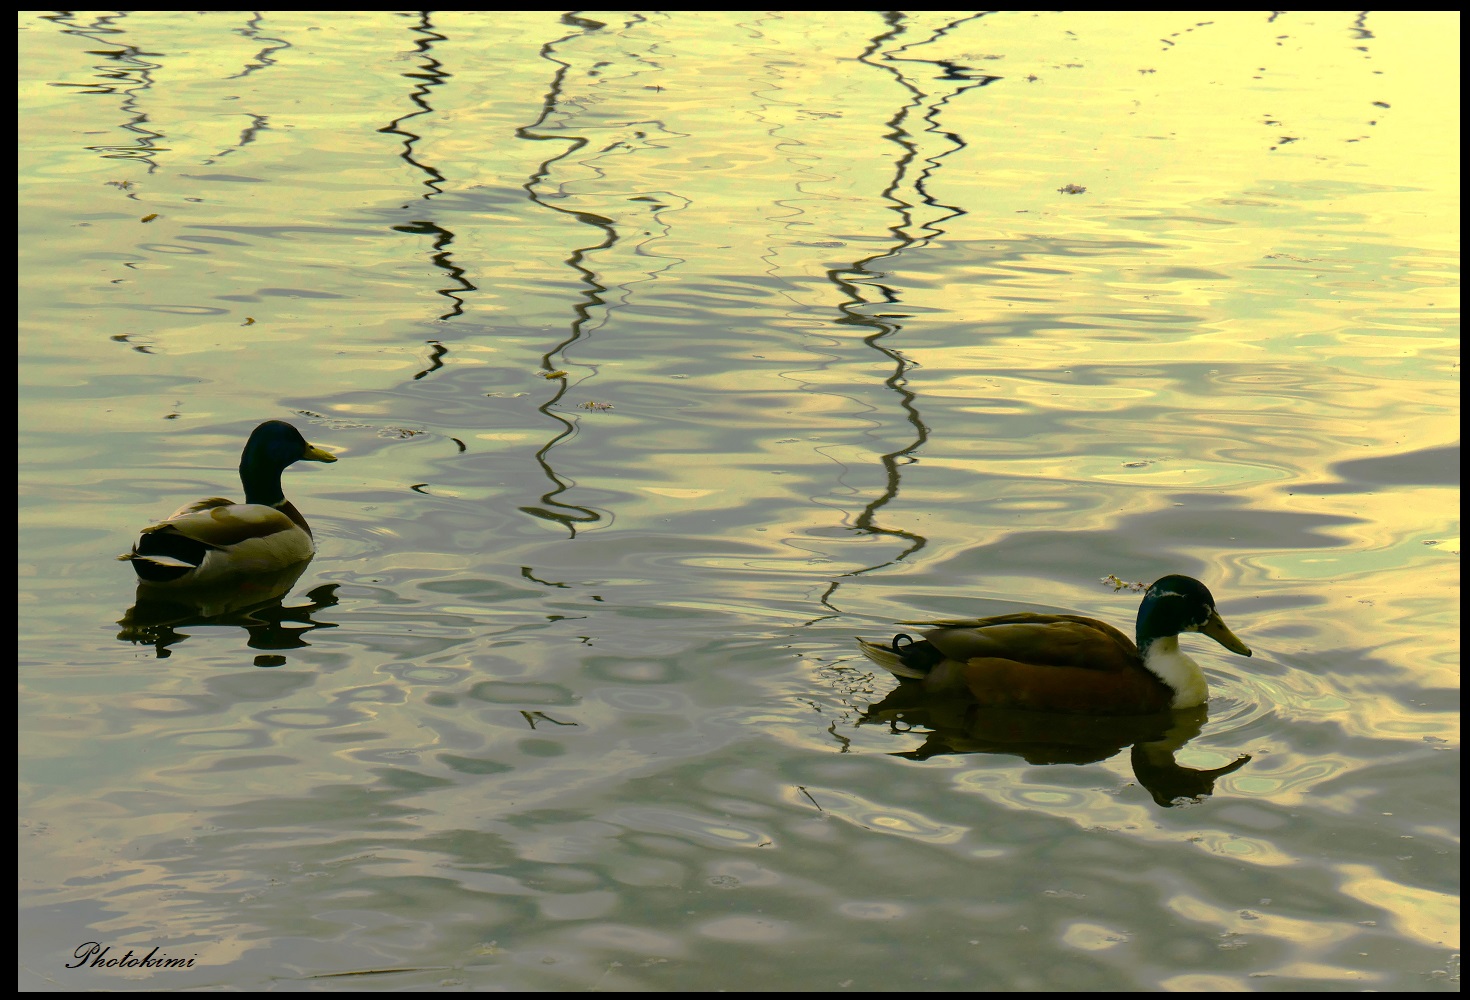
19,10,1458,992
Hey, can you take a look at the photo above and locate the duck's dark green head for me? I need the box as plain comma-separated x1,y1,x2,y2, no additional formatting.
1136,575,1252,657
239,420,336,506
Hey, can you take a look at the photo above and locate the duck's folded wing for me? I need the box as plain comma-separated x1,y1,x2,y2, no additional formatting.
144,503,299,548
921,618,1138,671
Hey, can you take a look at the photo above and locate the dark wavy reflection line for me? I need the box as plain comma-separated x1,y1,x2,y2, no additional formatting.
225,12,291,80
413,339,448,381
40,11,167,170
809,279,928,626
506,16,636,537
391,219,472,319
841,13,934,549
519,248,613,535
809,15,1006,619
200,112,270,165
807,15,938,611
867,12,999,254
517,413,608,533
374,18,476,317
377,13,451,201
860,20,1003,275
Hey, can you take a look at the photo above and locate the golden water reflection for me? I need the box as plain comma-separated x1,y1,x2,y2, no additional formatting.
19,9,1457,993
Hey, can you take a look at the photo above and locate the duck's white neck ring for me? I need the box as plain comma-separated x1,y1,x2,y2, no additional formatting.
1139,635,1210,709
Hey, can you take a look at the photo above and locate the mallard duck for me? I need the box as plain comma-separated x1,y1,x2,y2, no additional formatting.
857,575,1251,715
120,420,337,586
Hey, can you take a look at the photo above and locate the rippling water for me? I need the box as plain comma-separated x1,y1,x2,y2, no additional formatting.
20,10,1458,991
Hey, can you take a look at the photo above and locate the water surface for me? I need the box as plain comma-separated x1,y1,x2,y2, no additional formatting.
19,10,1458,991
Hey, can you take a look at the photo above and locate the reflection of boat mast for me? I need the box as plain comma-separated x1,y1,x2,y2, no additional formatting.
830,274,929,571
518,266,612,535
819,14,1000,607
515,31,618,537
519,400,608,535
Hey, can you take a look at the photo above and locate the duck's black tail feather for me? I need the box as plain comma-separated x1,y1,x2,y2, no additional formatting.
856,633,944,679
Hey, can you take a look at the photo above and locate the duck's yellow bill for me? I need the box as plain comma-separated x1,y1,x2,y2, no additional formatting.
1200,611,1251,656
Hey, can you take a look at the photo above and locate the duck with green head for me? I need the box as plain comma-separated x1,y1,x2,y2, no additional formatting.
857,575,1252,715
121,420,337,586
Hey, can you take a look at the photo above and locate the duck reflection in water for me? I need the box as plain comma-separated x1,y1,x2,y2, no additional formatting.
859,691,1250,807
118,563,339,659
